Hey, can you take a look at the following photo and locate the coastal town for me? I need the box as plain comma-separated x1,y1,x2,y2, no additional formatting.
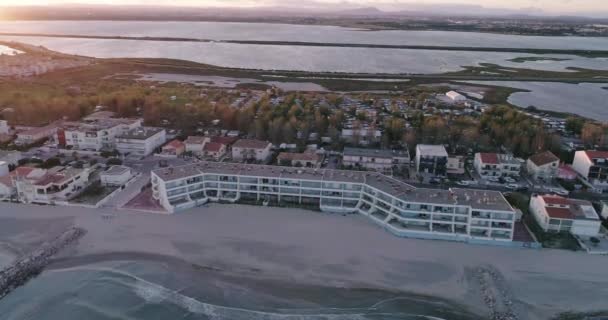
1,34,608,320
1,51,607,253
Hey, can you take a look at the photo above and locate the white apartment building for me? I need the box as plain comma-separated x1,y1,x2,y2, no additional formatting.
529,194,601,237
116,127,166,159
474,153,522,178
415,144,448,176
15,121,61,145
342,147,409,173
151,162,517,245
13,166,92,204
572,150,608,191
232,139,272,162
526,151,560,181
184,136,209,154
56,118,142,151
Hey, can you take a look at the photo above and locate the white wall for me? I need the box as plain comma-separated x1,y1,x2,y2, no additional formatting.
571,220,601,237
572,151,591,178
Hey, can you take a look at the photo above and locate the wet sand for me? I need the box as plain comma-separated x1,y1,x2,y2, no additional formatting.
0,202,606,320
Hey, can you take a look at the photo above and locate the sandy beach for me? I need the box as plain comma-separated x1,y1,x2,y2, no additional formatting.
0,202,606,320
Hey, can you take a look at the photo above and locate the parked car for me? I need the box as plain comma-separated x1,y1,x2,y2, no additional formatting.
457,181,471,186
504,177,516,183
487,177,500,183
506,184,519,190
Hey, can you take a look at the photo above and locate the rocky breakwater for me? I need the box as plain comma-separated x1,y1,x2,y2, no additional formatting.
0,227,87,299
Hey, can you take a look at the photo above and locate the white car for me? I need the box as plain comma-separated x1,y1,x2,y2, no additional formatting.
487,177,500,183
504,177,516,183
506,184,519,190
457,181,471,186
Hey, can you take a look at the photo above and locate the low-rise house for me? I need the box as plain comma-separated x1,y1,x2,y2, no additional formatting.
342,147,409,173
415,144,448,176
232,139,272,162
161,140,186,157
0,120,9,135
529,194,601,237
100,165,133,187
474,153,522,178
184,136,208,154
558,164,578,181
116,127,166,159
13,166,92,204
202,142,227,160
572,150,608,191
15,121,61,145
277,151,320,168
527,151,560,181
447,156,466,175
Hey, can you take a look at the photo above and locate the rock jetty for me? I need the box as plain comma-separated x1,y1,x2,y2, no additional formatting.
0,227,86,299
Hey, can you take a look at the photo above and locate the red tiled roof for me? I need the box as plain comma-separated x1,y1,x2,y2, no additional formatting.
528,151,559,167
12,166,36,177
585,150,608,160
164,140,185,149
479,153,499,164
541,195,571,206
545,207,575,219
233,139,270,149
210,136,238,146
203,142,224,152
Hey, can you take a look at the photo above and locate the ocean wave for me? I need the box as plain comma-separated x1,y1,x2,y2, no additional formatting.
48,265,446,320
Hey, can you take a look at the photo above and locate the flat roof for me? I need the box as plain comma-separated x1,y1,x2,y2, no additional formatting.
343,147,408,159
153,162,513,211
416,145,448,157
117,127,164,140
103,165,131,176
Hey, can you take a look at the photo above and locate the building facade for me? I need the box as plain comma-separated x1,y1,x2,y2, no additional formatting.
342,147,409,174
529,194,601,237
13,166,92,204
100,165,133,187
151,162,517,245
474,153,522,178
277,151,320,168
572,150,608,191
116,127,166,159
56,118,141,151
415,145,448,176
526,151,560,181
15,121,61,145
231,139,272,162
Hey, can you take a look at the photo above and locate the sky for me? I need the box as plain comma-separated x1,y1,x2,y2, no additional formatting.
0,0,607,15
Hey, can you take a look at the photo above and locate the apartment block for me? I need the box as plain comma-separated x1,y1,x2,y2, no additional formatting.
474,153,522,178
56,118,142,151
151,162,517,245
116,127,167,159
415,144,448,176
572,150,608,190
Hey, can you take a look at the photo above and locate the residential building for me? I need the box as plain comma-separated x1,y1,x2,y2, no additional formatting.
0,120,9,134
277,151,320,168
415,144,448,176
161,140,186,157
341,128,382,146
15,121,61,145
342,147,409,173
184,136,209,154
447,156,466,175
202,142,227,160
56,118,142,151
151,162,517,245
100,165,133,187
572,150,608,190
529,194,601,237
116,127,166,159
13,166,92,204
232,139,272,162
527,151,560,181
446,91,466,102
0,150,22,166
474,153,522,178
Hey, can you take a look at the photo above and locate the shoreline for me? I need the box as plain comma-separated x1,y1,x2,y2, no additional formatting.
1,202,607,319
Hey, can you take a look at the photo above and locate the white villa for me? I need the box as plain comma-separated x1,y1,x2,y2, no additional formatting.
151,162,517,245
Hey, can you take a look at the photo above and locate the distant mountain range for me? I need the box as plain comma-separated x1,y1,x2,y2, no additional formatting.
1,3,607,21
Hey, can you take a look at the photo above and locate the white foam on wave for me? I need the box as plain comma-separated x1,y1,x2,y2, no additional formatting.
49,265,446,320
